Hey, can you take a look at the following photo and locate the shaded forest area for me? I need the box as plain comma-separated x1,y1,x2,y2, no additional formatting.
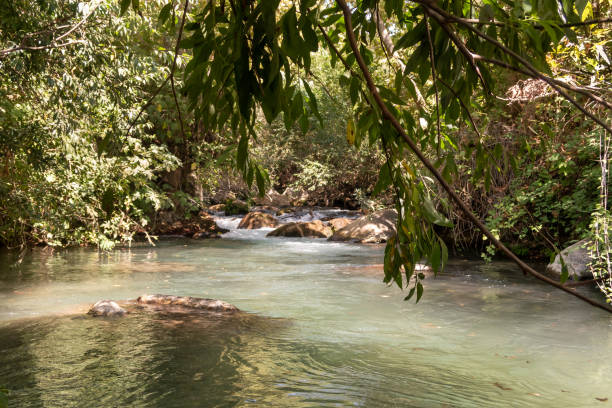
1,0,610,263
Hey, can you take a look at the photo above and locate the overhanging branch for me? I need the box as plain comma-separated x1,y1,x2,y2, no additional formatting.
335,0,612,313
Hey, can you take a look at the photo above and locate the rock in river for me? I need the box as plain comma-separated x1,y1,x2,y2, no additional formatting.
328,217,352,231
137,294,239,312
329,209,397,243
238,212,279,229
266,220,332,238
253,188,291,207
88,300,127,317
546,239,593,280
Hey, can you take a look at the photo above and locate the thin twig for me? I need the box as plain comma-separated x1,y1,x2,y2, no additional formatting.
126,76,171,135
317,23,360,79
0,1,101,57
420,0,612,115
436,76,481,139
307,70,344,109
0,40,87,57
170,0,190,140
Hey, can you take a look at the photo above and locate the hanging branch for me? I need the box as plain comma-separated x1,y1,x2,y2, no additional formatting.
419,0,612,122
335,0,612,313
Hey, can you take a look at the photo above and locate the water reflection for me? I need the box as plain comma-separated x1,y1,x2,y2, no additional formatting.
0,223,611,406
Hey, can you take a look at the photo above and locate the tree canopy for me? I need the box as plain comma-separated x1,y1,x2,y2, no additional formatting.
124,0,610,307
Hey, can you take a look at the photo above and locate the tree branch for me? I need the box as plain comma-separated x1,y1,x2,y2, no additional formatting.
335,0,612,313
0,40,87,57
0,1,100,58
419,0,612,116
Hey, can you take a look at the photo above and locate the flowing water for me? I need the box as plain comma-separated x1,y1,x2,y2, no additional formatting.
1,211,611,407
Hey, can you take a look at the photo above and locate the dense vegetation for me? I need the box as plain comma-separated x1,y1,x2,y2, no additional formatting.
1,0,610,303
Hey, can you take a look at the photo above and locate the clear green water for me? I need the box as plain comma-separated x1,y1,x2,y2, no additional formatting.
1,218,611,407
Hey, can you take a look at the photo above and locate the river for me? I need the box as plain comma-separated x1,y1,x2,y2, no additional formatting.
0,212,611,407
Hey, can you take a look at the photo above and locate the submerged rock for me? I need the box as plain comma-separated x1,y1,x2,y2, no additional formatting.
136,294,239,312
266,220,332,238
238,212,280,229
88,300,127,317
329,209,397,243
546,239,593,280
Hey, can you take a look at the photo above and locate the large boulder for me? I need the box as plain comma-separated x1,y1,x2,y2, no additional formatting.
153,212,228,239
546,239,593,280
254,189,291,207
225,199,249,215
88,300,127,317
249,205,280,215
267,220,332,238
238,212,280,229
329,209,397,243
208,203,226,213
137,294,239,312
328,217,352,231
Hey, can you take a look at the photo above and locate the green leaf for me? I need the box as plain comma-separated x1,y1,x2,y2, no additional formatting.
416,282,424,303
158,3,173,25
404,287,416,301
237,134,248,173
255,165,267,196
422,197,453,227
346,118,356,145
299,113,309,133
479,4,495,22
575,0,588,20
0,388,8,408
373,162,392,196
394,20,426,51
302,80,323,125
349,76,360,105
302,20,319,51
246,163,254,187
120,0,131,15
439,237,448,273
430,242,441,273
378,86,406,106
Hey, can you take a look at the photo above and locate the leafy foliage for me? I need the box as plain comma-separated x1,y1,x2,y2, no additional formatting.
0,0,181,249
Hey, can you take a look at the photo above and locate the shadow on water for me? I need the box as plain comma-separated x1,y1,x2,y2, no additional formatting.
0,309,295,407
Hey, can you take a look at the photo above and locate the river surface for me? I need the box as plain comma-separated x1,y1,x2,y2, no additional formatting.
0,212,611,407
